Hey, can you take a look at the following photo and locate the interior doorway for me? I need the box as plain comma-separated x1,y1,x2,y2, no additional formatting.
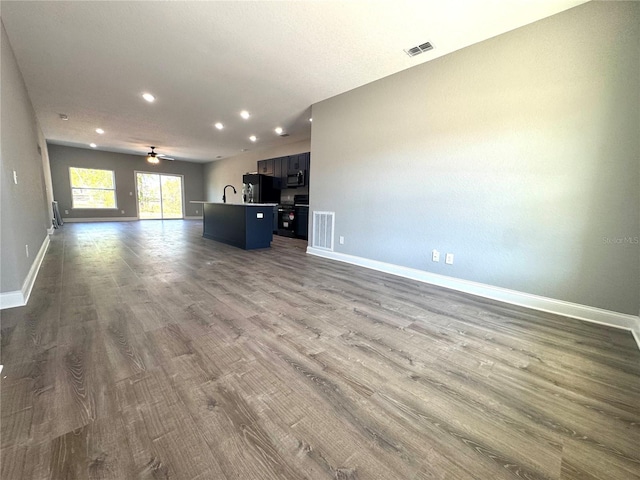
136,172,184,219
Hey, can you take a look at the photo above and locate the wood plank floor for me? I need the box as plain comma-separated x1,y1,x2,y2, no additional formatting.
1,220,639,480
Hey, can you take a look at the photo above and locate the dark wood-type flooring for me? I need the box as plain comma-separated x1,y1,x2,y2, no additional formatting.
1,220,639,479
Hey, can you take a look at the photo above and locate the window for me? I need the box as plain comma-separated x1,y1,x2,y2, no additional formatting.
70,167,117,209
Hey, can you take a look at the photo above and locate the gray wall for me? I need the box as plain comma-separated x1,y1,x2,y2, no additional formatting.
1,21,51,293
310,2,639,316
204,139,311,203
48,144,205,219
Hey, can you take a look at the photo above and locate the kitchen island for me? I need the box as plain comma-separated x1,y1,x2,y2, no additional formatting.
201,202,277,250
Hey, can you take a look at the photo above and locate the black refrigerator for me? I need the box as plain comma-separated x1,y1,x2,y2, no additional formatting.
242,174,281,204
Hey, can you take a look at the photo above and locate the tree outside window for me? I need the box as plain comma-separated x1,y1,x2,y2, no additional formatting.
70,167,117,208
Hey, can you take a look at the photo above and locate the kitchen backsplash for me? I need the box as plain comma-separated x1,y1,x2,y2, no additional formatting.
280,186,309,203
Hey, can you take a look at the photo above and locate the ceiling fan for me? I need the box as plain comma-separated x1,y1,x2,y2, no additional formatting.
146,146,174,164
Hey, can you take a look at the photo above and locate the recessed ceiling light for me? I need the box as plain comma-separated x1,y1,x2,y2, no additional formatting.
274,127,283,135
240,110,250,119
142,93,155,102
95,128,104,134
214,122,224,130
309,118,313,122
249,135,257,142
89,143,97,148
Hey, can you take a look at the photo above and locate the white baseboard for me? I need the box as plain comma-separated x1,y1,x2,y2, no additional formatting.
184,216,203,220
47,226,55,235
22,235,50,305
0,290,25,310
0,235,50,310
63,217,138,223
307,247,640,351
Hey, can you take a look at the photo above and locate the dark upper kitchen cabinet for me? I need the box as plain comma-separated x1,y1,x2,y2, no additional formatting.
287,153,309,174
277,157,287,185
257,158,274,176
274,156,283,180
256,152,310,188
287,154,300,173
259,156,285,181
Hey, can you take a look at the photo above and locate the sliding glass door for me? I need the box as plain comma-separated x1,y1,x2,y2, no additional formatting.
136,172,184,219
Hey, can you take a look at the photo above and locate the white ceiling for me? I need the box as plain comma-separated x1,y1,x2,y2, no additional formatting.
1,0,586,163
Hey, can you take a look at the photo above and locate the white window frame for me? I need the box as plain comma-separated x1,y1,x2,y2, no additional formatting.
134,170,185,219
69,167,118,209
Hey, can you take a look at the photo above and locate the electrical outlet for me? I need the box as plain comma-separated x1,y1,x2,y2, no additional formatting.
432,250,440,262
64,210,69,215
25,245,29,258
195,209,199,214
339,236,345,245
445,253,454,265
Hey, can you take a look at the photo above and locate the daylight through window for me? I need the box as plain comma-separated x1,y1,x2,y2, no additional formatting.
70,167,117,209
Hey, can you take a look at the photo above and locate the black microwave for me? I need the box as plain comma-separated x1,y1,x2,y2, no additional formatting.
286,170,305,187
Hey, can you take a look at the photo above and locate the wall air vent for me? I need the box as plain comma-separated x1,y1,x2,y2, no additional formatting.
404,41,433,57
312,211,335,251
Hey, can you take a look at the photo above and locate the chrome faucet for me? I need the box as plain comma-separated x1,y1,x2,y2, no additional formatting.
222,185,236,203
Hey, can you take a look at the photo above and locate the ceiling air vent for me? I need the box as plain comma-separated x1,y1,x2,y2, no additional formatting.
404,41,433,57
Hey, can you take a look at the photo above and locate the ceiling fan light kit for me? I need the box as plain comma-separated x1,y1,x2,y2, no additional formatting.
146,146,174,163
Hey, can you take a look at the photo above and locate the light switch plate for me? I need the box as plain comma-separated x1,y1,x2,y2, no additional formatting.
257,212,264,219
